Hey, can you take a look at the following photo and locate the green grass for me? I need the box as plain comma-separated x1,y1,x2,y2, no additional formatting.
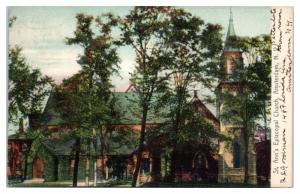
10,181,73,187
10,180,132,188
97,180,131,187
10,180,269,188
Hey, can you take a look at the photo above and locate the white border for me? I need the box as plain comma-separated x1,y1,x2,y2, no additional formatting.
1,0,300,194
270,7,293,187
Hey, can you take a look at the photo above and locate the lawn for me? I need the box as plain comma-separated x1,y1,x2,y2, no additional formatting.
10,180,132,188
10,180,269,188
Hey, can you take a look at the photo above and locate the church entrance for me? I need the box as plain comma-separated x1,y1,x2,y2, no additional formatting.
191,145,218,182
32,158,44,179
192,152,208,181
106,156,128,180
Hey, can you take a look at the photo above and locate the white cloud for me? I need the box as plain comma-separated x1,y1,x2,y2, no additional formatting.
19,47,136,88
20,48,82,83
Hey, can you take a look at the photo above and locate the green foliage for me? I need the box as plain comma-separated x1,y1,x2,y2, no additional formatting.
119,7,177,186
161,7,223,138
8,46,52,124
54,72,92,136
107,128,140,154
119,7,174,104
65,14,94,48
9,16,17,27
220,34,271,126
58,12,121,143
9,17,52,125
66,13,120,99
147,102,223,148
61,13,121,184
219,88,247,126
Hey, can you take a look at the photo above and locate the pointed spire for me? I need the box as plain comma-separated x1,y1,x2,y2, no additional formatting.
226,8,236,39
224,8,239,51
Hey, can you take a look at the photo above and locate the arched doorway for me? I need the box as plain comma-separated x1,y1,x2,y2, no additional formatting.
32,158,44,179
191,145,218,182
192,151,208,181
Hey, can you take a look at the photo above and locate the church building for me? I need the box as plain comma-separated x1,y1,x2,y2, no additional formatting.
7,10,260,186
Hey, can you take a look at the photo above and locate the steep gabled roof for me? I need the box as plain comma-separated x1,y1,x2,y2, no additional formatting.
191,95,220,131
40,92,64,126
41,89,219,130
113,92,168,125
42,138,75,156
40,91,169,126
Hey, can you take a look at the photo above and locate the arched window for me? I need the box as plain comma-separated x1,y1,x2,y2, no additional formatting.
141,158,150,175
195,153,206,169
233,140,241,168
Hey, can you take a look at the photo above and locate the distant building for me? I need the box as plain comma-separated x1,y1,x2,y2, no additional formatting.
7,118,32,181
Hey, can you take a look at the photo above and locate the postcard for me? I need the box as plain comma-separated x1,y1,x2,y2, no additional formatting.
7,6,293,188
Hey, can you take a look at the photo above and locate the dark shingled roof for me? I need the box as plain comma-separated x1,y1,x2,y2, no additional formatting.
42,138,76,156
113,92,168,125
41,89,219,128
40,92,64,126
8,132,32,141
42,131,138,156
41,91,169,126
40,89,218,156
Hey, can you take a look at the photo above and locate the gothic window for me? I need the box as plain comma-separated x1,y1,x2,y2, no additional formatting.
233,139,241,168
226,58,233,74
141,158,150,175
195,153,206,169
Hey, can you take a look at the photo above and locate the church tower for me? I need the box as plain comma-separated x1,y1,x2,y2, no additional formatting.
217,10,257,184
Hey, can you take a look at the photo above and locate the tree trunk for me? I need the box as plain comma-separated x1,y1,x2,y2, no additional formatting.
100,155,105,181
85,138,92,186
23,154,28,181
72,138,81,187
243,91,249,184
131,106,148,187
170,90,183,182
243,128,249,184
164,154,168,180
170,143,177,182
100,127,106,181
93,159,97,186
85,157,90,186
53,156,59,181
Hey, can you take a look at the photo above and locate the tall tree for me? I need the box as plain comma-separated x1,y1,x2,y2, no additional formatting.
163,8,223,181
119,6,174,187
54,72,91,186
64,13,120,186
9,18,52,127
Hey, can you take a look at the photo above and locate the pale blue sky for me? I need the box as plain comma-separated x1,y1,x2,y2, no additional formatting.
8,6,271,91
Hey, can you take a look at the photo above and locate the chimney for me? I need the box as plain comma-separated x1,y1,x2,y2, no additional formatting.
28,113,41,130
192,90,200,103
19,118,24,135
125,79,134,92
193,90,198,98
